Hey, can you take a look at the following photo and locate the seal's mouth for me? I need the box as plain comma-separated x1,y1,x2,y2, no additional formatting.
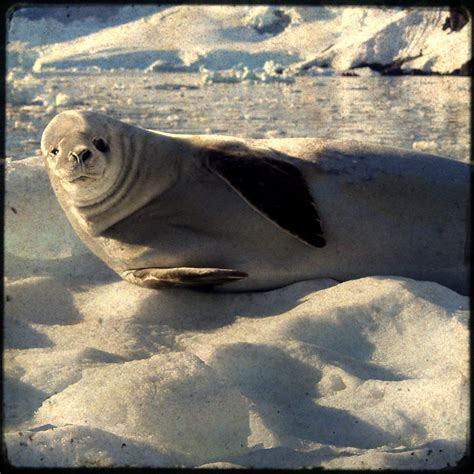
68,172,102,183
64,156,105,183
71,176,94,183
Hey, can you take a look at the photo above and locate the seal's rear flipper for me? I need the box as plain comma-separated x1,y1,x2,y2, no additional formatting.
122,267,248,289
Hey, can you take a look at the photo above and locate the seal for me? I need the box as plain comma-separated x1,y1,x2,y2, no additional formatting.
41,110,470,294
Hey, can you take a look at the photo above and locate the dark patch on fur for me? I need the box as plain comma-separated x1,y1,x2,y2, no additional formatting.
205,144,325,248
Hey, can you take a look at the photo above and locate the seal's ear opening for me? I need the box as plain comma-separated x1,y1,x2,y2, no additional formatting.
92,138,109,153
206,145,326,249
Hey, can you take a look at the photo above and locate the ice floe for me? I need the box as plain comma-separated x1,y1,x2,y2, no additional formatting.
4,155,469,469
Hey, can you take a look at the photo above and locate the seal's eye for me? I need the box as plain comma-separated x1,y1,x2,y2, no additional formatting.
49,147,59,157
92,138,109,153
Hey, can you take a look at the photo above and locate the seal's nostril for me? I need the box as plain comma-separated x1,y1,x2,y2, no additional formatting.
81,149,92,162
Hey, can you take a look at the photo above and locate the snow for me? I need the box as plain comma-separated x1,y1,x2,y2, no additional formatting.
4,157,469,468
412,140,439,153
7,5,470,75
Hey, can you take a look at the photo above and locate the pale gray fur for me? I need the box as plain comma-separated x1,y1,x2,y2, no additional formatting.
41,110,470,294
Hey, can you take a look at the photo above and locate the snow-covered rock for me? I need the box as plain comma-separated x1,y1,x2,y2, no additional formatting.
4,153,469,469
296,8,470,75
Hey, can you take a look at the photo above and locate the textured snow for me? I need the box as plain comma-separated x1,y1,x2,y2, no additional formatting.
34,352,250,463
7,5,470,75
4,157,469,468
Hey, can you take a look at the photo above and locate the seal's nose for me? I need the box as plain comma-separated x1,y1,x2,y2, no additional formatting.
80,149,92,162
68,148,92,164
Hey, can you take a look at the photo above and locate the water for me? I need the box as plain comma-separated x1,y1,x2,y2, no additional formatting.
6,71,470,162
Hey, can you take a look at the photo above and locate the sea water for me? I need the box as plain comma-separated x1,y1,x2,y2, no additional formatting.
6,71,470,162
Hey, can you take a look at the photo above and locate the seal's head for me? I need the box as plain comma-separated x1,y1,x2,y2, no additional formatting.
41,109,183,235
41,110,126,206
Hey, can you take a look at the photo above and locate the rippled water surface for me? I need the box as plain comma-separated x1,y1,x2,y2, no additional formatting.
6,71,470,162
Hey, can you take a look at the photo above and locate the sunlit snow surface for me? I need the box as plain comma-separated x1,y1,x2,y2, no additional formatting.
4,4,471,469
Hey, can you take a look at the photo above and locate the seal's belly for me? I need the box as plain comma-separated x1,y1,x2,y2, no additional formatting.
92,193,323,278
96,221,220,271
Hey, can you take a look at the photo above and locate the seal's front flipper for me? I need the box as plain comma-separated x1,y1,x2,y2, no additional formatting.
122,267,248,289
205,143,326,249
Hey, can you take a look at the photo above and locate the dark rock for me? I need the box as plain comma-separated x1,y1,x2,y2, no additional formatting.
453,59,472,76
443,7,469,32
253,9,291,36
